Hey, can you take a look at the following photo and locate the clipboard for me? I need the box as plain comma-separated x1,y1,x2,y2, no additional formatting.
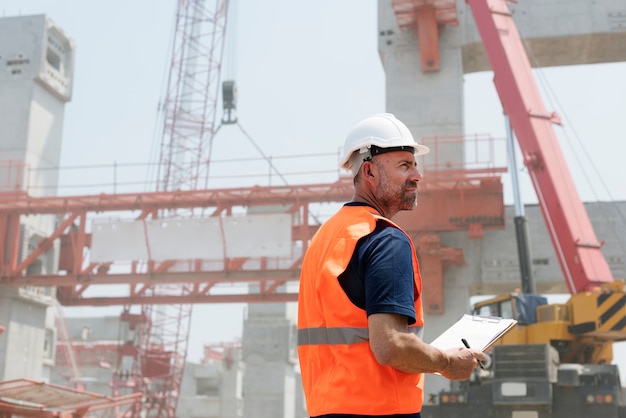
429,314,518,352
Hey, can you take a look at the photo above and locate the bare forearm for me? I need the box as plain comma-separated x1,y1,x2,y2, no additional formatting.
371,331,449,374
368,313,483,380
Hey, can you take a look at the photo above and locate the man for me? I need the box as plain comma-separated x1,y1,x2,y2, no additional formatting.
297,113,484,417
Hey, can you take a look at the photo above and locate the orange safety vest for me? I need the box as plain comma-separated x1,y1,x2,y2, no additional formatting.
297,205,425,416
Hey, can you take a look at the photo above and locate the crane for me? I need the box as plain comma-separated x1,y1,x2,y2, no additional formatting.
117,1,231,416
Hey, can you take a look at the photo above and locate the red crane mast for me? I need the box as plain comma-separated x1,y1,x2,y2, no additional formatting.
122,1,230,416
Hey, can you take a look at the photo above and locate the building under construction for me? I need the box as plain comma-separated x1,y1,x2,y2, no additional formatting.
0,0,625,417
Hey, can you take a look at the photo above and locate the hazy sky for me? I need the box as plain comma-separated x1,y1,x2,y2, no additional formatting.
3,0,625,376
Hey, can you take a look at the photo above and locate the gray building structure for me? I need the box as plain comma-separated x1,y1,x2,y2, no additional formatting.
0,14,75,383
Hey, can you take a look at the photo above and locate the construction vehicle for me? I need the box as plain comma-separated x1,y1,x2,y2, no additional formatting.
421,0,626,417
422,286,626,417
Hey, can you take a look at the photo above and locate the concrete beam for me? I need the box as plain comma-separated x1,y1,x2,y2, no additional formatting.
460,0,626,72
463,32,626,73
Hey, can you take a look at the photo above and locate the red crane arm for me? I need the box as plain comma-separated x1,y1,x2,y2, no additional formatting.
466,0,614,294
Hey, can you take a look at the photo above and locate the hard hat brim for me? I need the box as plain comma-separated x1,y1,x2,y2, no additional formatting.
339,143,430,171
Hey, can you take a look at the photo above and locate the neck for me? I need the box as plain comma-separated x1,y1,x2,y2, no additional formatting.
351,191,397,220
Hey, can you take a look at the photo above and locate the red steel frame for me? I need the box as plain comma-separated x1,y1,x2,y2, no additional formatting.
0,378,140,418
466,0,614,294
0,171,504,312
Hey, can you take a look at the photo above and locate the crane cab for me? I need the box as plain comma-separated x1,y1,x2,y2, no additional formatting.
471,293,569,347
471,283,626,364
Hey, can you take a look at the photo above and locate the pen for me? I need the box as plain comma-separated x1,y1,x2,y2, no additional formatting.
461,338,485,370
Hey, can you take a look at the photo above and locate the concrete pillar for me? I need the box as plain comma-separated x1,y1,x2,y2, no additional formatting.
0,14,75,381
0,14,74,193
242,302,298,418
0,292,49,380
378,0,465,167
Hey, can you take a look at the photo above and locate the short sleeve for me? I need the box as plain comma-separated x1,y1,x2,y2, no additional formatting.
361,226,417,324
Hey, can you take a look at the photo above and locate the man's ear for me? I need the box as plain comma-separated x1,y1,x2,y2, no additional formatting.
364,161,375,178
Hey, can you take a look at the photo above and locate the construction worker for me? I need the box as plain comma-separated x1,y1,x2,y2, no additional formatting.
297,113,484,417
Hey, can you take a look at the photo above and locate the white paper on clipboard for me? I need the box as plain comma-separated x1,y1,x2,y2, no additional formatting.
429,314,518,352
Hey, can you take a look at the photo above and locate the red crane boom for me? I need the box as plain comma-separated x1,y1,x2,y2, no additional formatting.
467,0,614,294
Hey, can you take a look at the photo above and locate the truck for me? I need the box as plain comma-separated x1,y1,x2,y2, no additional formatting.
422,290,626,418
422,343,626,418
422,0,626,416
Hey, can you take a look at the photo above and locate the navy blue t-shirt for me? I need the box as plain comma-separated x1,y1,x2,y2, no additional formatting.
338,203,418,325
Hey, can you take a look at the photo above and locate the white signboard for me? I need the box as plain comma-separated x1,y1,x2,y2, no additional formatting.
90,213,292,262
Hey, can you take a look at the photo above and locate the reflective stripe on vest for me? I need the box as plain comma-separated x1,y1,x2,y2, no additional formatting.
298,325,424,346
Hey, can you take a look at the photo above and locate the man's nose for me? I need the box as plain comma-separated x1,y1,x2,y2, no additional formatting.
411,166,424,182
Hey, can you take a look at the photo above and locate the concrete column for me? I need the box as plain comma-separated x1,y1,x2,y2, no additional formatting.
0,14,75,381
242,302,298,418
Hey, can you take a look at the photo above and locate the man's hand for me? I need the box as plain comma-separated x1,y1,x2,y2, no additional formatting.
439,347,485,381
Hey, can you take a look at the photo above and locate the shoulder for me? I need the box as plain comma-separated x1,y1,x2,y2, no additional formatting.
357,223,414,274
363,222,411,251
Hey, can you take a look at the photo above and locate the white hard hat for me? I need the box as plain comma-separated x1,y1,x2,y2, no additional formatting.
339,113,430,173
